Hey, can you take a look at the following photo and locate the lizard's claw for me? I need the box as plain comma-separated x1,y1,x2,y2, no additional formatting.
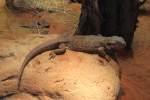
98,53,111,62
104,55,111,62
49,52,56,60
97,47,111,62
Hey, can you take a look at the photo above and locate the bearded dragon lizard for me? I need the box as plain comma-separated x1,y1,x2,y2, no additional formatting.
17,35,126,90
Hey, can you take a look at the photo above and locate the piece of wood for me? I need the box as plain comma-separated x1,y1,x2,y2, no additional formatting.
75,0,139,50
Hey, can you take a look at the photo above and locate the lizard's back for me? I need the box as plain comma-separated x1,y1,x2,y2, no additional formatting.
68,35,109,50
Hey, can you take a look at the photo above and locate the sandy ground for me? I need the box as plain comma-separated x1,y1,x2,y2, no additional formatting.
0,1,150,100
119,14,150,100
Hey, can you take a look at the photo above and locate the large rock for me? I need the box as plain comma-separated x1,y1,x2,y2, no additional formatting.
19,50,119,100
0,50,120,100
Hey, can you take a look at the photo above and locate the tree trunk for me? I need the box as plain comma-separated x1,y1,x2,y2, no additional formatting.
75,0,139,49
75,0,102,35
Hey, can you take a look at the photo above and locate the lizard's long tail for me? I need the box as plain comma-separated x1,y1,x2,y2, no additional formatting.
18,37,69,90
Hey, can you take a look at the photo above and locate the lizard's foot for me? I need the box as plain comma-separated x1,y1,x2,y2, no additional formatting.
97,47,111,62
104,55,111,62
49,52,56,60
98,54,111,62
48,47,66,60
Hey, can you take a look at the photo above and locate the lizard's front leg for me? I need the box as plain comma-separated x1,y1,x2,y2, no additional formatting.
97,47,111,62
49,43,67,60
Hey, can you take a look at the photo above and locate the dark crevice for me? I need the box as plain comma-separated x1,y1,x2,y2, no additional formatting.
0,93,16,99
1,75,17,82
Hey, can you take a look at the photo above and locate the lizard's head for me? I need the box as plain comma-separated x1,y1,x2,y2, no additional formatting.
107,36,126,50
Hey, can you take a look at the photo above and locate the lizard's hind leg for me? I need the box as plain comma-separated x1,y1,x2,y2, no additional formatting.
49,43,67,60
